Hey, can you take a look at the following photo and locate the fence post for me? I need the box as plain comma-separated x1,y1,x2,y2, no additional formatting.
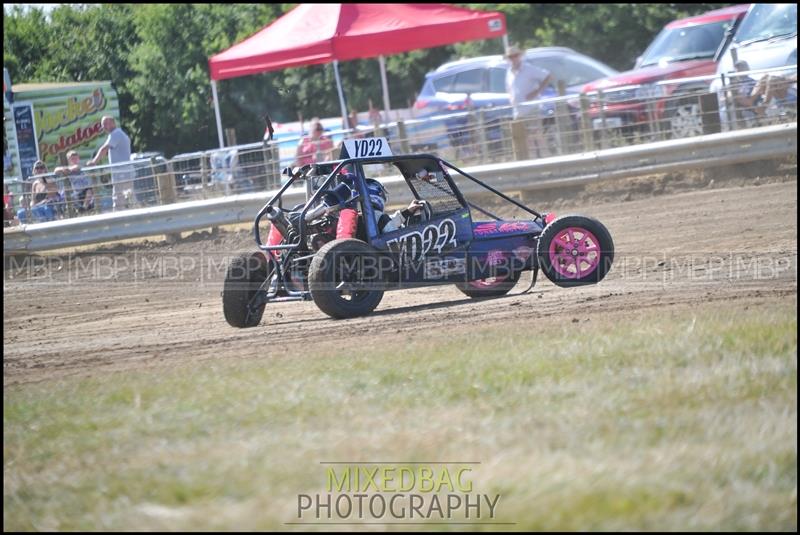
511,120,529,161
555,80,570,156
159,160,181,242
224,128,237,147
58,174,75,218
700,92,721,135
396,120,411,154
645,90,660,141
477,109,488,162
579,94,594,152
722,73,739,131
597,89,608,149
200,153,208,199
158,161,177,205
265,142,280,190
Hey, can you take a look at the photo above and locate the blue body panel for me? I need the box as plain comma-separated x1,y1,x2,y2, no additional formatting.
369,212,542,285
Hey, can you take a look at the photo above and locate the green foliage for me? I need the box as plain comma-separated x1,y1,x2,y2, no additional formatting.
3,3,729,156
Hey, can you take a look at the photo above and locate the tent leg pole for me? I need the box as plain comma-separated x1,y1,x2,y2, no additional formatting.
333,60,349,130
211,80,225,148
379,55,391,123
502,34,509,51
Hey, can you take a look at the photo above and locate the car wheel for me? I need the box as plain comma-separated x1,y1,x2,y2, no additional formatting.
455,270,522,299
537,215,614,287
667,96,704,139
222,252,271,328
308,239,384,319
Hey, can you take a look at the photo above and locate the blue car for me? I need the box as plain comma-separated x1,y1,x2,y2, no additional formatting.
222,137,615,327
410,47,618,155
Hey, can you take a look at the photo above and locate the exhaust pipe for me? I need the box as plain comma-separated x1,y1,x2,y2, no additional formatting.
265,205,292,236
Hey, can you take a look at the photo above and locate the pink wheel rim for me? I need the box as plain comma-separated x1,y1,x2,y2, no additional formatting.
548,226,601,279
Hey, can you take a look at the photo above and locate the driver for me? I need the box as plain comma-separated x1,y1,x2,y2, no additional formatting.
366,178,426,233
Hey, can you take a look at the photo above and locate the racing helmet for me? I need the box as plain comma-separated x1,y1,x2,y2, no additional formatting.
365,179,387,213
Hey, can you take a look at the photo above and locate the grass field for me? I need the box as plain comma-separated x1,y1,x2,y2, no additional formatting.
4,301,797,531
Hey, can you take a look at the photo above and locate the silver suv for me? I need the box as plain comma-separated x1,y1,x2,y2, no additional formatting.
413,47,617,117
713,3,797,129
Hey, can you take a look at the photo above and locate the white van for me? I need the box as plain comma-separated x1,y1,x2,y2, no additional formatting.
712,3,797,130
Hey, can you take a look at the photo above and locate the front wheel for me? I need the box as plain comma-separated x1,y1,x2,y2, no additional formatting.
537,215,614,287
308,239,384,319
666,96,704,139
222,253,271,328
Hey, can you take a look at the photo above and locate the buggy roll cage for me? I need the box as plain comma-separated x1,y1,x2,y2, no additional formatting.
253,153,544,253
249,153,546,302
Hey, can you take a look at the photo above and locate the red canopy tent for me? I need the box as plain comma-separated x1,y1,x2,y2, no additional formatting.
208,3,507,147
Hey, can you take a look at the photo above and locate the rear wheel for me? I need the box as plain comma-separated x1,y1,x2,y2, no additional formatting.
537,215,614,287
456,270,521,299
222,253,271,328
308,239,384,319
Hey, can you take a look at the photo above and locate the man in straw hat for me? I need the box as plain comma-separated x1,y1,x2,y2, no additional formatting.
505,44,553,157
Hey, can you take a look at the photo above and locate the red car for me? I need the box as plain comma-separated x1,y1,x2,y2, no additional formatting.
581,4,750,139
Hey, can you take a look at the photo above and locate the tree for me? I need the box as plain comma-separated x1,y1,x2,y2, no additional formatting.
3,3,731,156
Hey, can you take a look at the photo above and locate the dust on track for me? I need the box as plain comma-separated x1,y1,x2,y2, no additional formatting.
4,167,797,386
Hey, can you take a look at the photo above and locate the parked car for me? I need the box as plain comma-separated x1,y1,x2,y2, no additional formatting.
411,47,617,157
581,4,750,139
413,46,618,118
712,3,797,129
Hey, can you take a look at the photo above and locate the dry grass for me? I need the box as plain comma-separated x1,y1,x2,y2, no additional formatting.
3,301,796,531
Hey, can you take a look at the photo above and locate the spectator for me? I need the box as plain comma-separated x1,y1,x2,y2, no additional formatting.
3,185,16,227
368,98,383,127
54,150,95,213
751,70,797,118
15,196,30,224
505,45,553,119
505,44,553,157
729,60,760,127
22,160,59,222
348,109,361,133
88,115,133,210
295,118,334,166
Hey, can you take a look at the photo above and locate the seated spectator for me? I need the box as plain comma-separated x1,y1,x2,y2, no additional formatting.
23,160,59,222
3,186,16,227
731,60,760,125
16,196,30,224
295,118,334,166
55,150,95,213
751,71,798,116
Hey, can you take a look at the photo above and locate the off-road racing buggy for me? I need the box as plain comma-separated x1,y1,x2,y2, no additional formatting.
222,137,614,328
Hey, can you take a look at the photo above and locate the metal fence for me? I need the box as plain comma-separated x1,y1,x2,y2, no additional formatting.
4,64,796,227
5,123,795,253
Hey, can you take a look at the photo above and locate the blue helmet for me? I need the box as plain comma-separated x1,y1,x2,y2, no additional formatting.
337,169,356,187
366,179,386,212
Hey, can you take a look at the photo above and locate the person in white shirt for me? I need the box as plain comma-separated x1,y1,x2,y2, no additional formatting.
505,44,553,157
88,116,133,210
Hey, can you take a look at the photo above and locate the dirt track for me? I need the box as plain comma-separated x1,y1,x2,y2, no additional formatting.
3,170,797,386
